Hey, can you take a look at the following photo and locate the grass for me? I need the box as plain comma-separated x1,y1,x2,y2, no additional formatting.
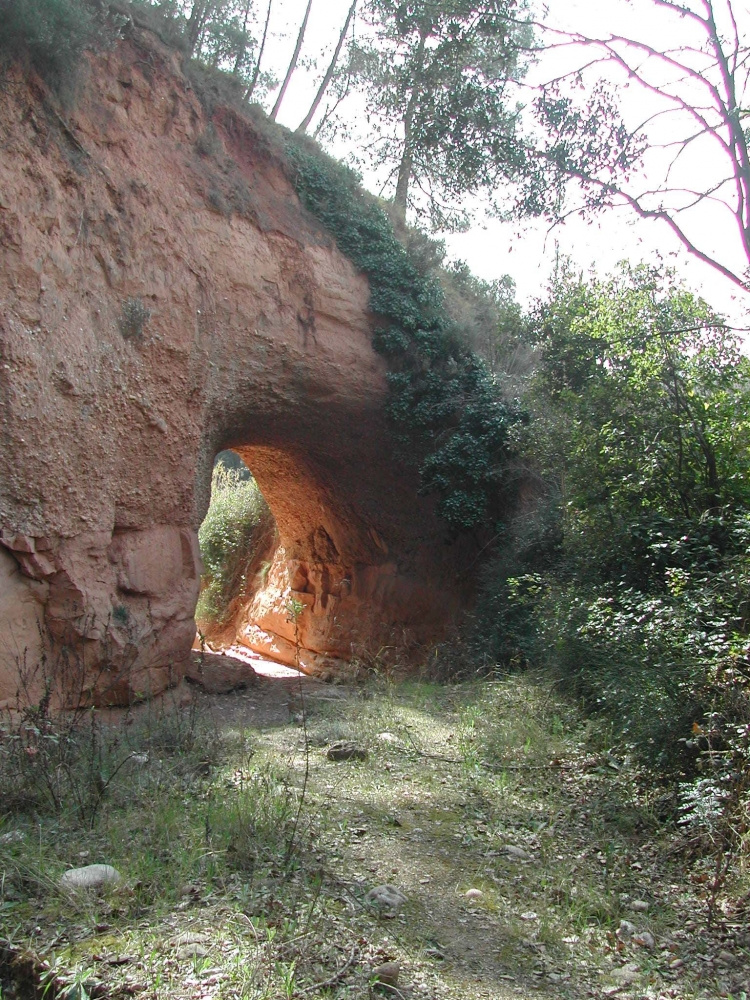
0,671,748,999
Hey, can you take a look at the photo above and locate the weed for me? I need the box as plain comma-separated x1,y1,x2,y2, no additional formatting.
195,124,222,158
206,185,230,217
118,296,150,341
2,670,745,999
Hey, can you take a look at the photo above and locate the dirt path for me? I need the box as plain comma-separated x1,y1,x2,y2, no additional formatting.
189,660,748,1000
2,658,747,1000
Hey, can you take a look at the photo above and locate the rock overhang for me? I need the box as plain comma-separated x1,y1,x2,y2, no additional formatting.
0,26,469,704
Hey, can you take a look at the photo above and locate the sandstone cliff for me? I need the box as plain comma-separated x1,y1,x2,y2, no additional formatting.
0,25,467,705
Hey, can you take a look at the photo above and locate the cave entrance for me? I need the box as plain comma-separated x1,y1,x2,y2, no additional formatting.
192,429,453,679
193,437,404,677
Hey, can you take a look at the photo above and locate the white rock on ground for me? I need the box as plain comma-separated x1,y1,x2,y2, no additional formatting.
60,864,122,890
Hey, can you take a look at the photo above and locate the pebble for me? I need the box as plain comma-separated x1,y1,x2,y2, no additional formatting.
633,931,655,950
616,920,637,941
629,899,649,913
60,864,122,890
326,741,367,761
465,888,483,900
173,932,210,946
502,844,531,861
365,884,407,916
370,961,400,987
610,962,641,986
176,944,208,961
519,911,539,922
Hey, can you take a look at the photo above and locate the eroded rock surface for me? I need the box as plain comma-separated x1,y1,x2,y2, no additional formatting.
0,26,467,704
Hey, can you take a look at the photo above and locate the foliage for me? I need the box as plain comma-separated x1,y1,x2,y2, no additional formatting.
0,0,121,93
522,1,750,291
472,263,750,832
348,0,533,228
519,81,646,220
196,454,274,626
286,136,523,529
132,0,279,99
529,261,750,586
440,262,533,377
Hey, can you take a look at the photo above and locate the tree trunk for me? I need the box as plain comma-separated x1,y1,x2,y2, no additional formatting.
296,0,357,133
245,0,273,101
392,23,429,222
186,0,214,56
232,0,254,76
271,0,314,120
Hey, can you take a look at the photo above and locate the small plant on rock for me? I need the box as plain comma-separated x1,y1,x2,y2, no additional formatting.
118,296,151,341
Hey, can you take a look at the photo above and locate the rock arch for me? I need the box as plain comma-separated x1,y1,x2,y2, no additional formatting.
0,33,467,705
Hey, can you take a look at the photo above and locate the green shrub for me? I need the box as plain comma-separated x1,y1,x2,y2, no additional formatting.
0,0,120,93
468,265,750,800
196,457,274,627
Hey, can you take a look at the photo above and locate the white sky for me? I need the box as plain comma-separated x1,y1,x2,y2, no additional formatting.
256,0,750,328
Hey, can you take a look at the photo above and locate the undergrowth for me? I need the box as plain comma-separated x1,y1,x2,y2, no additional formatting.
196,454,275,629
0,0,123,95
1,674,748,999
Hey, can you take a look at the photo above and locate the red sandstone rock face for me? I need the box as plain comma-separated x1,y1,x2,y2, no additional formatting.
0,27,466,704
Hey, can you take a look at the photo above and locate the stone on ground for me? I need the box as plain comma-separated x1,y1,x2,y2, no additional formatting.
326,740,367,761
365,884,407,916
60,864,122,890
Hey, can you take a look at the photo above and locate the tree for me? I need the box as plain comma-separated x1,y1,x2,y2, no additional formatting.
522,0,750,292
296,0,357,133
498,261,750,780
528,261,750,585
200,0,256,71
348,0,533,228
245,0,272,99
231,0,254,74
184,0,219,54
270,0,313,119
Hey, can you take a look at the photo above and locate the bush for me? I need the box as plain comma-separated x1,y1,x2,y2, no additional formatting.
0,0,121,94
196,456,274,627
468,264,750,803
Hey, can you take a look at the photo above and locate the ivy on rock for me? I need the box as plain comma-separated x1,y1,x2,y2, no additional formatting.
285,137,522,531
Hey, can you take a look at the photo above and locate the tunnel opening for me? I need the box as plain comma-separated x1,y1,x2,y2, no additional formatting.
192,438,445,678
195,450,277,651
